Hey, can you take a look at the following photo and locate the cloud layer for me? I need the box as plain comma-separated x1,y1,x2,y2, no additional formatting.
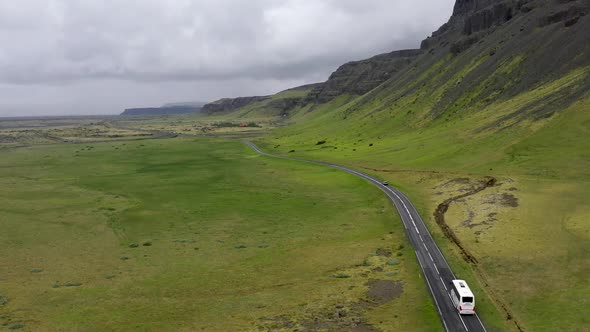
0,0,454,115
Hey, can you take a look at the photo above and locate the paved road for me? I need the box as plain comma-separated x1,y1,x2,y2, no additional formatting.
245,141,487,332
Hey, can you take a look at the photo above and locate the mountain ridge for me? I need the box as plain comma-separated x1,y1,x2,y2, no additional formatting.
205,0,589,125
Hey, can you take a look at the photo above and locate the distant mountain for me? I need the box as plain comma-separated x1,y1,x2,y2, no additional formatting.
120,102,207,116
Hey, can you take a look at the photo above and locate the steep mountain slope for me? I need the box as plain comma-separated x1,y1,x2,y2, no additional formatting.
262,0,590,171
219,0,590,129
204,1,590,331
202,83,321,119
305,49,422,104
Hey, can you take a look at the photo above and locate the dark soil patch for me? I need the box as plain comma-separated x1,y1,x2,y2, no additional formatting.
433,176,497,265
375,248,392,257
468,211,499,231
500,193,519,207
461,210,476,228
365,280,403,305
484,193,519,207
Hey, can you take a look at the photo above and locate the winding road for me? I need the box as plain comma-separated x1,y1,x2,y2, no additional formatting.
245,141,487,332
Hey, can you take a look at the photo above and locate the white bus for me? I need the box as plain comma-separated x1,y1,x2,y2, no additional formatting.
450,279,476,315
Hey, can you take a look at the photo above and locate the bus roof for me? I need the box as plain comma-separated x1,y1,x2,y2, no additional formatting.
451,279,474,298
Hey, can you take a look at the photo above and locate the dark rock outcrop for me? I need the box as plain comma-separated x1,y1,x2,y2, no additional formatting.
306,49,423,104
411,0,590,122
538,4,587,27
422,0,534,51
462,1,516,35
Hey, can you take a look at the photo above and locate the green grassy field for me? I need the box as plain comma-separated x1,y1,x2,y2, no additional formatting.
0,137,441,331
248,71,590,331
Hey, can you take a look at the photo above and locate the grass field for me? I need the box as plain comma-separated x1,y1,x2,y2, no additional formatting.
248,77,590,331
0,137,441,331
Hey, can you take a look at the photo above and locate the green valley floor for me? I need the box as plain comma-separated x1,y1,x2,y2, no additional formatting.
0,137,441,331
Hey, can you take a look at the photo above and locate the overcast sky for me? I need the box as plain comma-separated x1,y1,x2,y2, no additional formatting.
0,0,455,116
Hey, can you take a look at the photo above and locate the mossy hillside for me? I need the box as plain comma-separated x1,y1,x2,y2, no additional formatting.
249,81,590,331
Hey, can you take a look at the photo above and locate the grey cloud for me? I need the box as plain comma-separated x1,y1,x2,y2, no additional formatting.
0,0,455,115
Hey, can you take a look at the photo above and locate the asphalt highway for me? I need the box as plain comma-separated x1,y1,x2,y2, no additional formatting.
244,141,487,332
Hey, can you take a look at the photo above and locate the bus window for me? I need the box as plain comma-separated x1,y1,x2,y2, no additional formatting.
462,296,473,303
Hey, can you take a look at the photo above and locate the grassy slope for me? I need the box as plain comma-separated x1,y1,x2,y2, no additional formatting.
244,59,590,331
0,137,440,331
230,88,310,119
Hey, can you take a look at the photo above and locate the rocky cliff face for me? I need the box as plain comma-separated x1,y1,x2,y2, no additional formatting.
306,49,423,104
201,0,590,125
202,96,271,114
422,0,588,51
407,0,590,120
